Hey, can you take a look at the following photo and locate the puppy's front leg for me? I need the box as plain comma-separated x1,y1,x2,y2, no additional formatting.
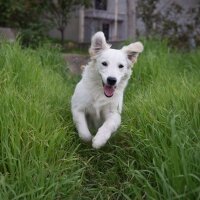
92,112,121,149
72,109,92,142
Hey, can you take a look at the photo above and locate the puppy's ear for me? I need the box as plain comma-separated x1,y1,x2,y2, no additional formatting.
121,42,144,64
89,32,111,57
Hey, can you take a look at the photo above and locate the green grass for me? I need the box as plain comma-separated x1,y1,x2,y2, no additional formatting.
0,40,200,200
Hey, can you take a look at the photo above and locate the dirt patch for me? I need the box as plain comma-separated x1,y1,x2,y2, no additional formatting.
63,53,90,75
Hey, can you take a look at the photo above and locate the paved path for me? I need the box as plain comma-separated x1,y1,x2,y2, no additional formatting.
63,53,89,75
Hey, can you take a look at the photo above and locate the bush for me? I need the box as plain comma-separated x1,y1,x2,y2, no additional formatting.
0,0,48,47
137,1,200,49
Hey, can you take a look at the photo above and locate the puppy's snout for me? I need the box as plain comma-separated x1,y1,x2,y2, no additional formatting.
107,77,117,86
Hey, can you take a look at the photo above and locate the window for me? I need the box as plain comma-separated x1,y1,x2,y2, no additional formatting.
95,0,107,10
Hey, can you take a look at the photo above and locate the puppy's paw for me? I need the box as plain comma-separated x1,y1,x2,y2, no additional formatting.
92,135,107,149
79,133,93,143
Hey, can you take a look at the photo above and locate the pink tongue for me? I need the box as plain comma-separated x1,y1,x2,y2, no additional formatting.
104,85,115,97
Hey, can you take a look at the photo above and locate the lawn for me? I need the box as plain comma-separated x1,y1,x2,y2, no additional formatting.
0,40,200,200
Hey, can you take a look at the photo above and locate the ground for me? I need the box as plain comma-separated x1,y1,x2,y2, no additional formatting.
63,53,89,74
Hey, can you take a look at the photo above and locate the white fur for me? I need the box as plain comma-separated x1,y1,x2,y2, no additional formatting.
71,32,143,149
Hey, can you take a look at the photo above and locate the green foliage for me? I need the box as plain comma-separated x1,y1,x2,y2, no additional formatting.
0,40,200,199
0,0,12,26
0,0,91,47
156,3,200,49
137,0,159,34
0,0,49,47
19,22,48,48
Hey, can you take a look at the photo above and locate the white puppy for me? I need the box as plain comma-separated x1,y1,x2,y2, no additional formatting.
71,32,143,149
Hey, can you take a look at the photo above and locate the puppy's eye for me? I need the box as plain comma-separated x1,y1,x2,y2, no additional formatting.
102,62,108,66
119,64,124,68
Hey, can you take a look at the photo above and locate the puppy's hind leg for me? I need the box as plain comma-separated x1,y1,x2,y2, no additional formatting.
72,109,92,142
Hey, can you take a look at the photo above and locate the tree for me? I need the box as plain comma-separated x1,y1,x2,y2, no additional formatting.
45,0,91,47
137,0,159,35
0,0,48,47
137,1,200,48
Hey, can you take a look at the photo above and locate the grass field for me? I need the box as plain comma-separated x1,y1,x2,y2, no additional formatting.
0,40,200,200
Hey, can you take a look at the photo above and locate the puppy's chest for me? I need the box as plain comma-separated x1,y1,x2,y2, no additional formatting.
86,96,119,120
86,96,115,119
86,96,113,120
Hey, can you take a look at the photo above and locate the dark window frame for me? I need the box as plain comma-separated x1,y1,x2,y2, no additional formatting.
94,0,107,10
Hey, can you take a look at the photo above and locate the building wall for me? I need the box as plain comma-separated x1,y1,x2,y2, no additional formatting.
84,0,127,42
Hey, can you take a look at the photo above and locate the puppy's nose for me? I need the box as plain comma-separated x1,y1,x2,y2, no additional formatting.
107,77,117,86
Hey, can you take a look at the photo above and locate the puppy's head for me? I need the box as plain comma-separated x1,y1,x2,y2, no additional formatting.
89,32,143,98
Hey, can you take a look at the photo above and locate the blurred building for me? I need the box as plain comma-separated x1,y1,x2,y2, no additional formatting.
48,0,199,43
49,0,136,43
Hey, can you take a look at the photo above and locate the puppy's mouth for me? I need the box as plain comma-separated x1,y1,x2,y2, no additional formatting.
102,82,116,98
